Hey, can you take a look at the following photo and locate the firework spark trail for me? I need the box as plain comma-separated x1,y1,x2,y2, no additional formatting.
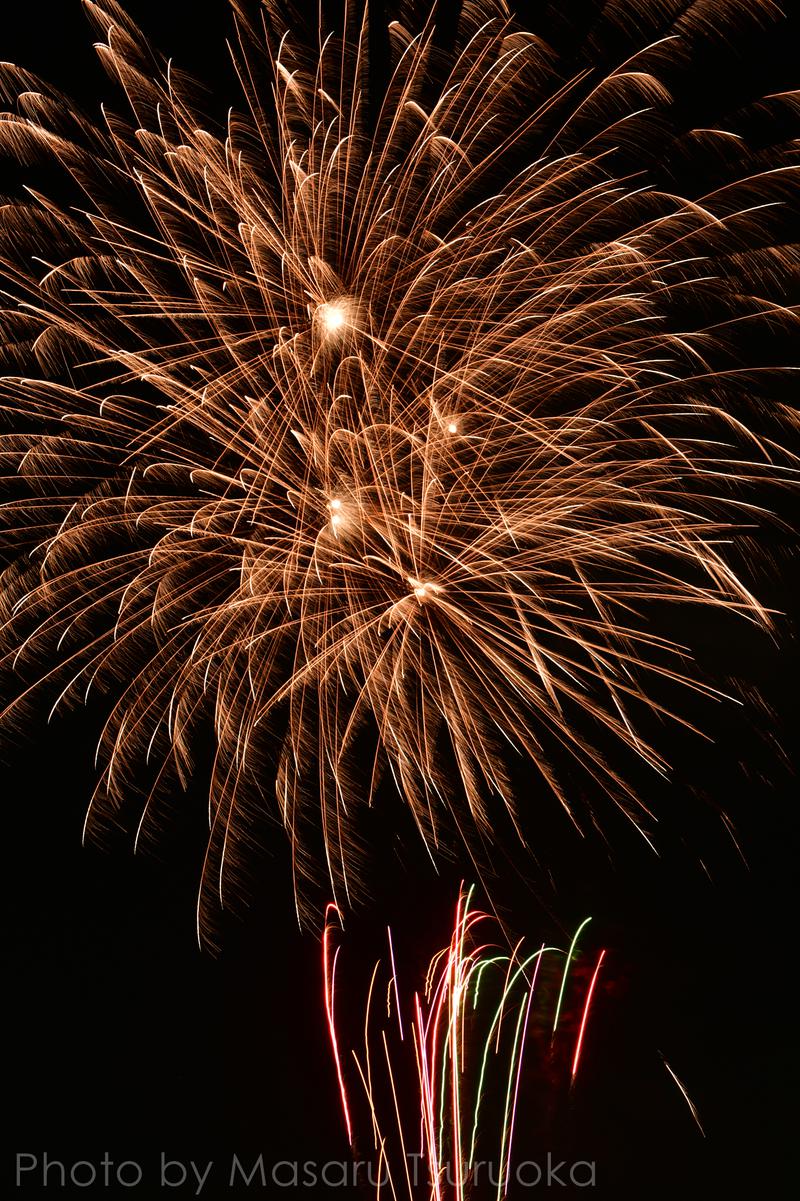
570,949,607,1081
323,889,606,1199
0,1,797,936
661,1054,706,1138
323,902,353,1146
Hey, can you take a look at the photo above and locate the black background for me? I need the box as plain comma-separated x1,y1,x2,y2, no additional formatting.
3,2,798,1198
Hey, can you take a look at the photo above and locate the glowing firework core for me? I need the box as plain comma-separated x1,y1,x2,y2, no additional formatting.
317,300,349,337
328,497,346,531
409,578,442,602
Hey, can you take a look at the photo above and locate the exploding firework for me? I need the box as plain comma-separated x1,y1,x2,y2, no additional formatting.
0,1,797,935
322,888,606,1198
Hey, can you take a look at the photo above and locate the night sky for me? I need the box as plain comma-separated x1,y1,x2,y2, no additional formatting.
4,2,799,1198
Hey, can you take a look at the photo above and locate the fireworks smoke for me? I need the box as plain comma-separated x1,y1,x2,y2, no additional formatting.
1,1,797,936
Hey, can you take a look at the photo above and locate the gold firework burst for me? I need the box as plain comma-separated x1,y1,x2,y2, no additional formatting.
1,0,797,936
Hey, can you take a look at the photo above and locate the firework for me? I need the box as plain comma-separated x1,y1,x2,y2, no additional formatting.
322,888,606,1198
1,1,796,936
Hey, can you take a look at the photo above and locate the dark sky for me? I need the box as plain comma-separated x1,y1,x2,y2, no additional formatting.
3,2,798,1198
